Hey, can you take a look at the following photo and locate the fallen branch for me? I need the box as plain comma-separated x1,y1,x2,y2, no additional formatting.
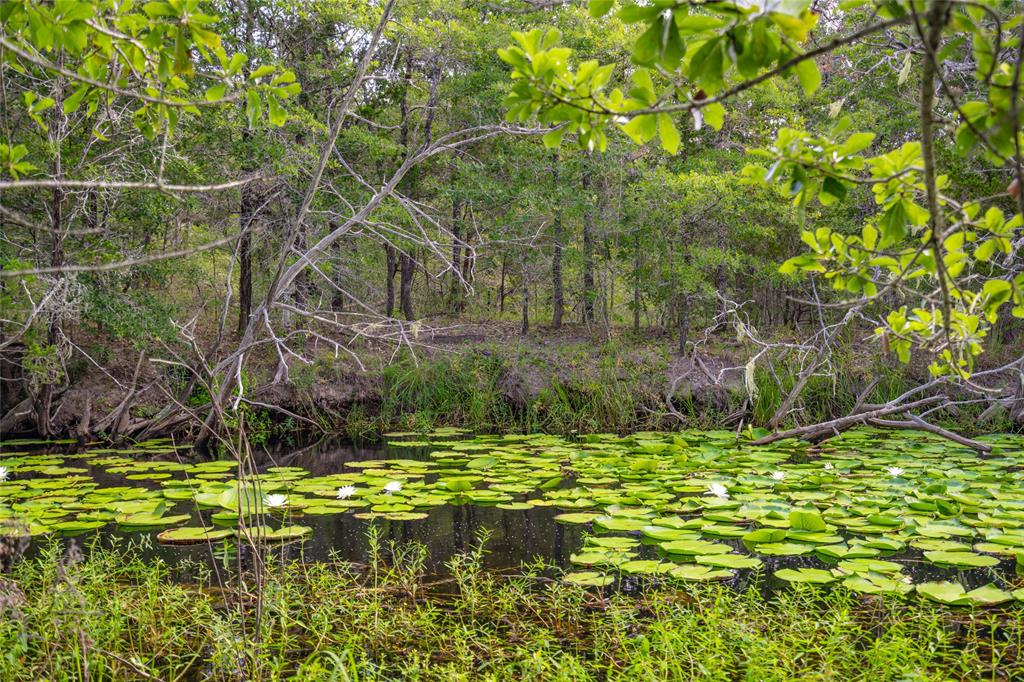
751,395,948,446
867,415,991,453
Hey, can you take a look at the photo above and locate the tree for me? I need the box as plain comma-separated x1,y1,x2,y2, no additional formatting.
500,0,1023,443
0,0,296,434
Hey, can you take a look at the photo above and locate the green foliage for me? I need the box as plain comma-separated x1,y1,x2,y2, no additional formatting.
503,0,1024,381
82,281,177,344
500,1,819,154
0,0,297,149
3,539,1021,680
21,341,65,392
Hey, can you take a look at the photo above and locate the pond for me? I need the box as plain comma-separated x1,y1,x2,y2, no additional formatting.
2,427,1023,607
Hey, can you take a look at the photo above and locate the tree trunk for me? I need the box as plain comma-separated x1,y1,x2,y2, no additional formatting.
237,8,256,337
35,74,66,437
632,232,641,334
385,243,397,317
459,220,474,311
677,294,690,356
237,179,255,335
498,254,507,313
551,151,564,329
399,251,415,320
520,259,530,335
449,196,463,313
331,238,346,312
581,152,595,325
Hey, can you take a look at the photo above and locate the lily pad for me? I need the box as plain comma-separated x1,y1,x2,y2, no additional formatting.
668,564,734,581
157,526,235,545
695,554,762,570
563,571,614,587
923,551,1000,568
774,568,838,584
917,582,1013,606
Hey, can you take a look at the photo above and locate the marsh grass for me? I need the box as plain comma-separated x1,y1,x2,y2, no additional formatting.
1,537,1021,681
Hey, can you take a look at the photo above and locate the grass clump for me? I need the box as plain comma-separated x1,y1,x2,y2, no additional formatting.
0,538,1020,681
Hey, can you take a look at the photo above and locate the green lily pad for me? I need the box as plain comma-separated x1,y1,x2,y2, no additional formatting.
618,560,668,575
923,551,1000,568
554,512,600,525
695,554,762,569
917,582,1013,606
157,526,235,545
775,568,838,584
668,564,734,581
660,539,731,556
563,571,614,587
757,542,816,556
593,516,650,532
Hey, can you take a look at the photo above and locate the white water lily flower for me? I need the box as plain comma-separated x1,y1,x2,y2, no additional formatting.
823,462,834,471
707,482,729,499
383,481,402,494
336,485,357,499
0,466,7,481
770,471,786,481
886,466,905,477
264,494,288,508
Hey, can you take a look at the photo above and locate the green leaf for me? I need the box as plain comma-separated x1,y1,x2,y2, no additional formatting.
588,0,614,18
63,85,89,114
621,114,657,145
794,58,821,95
563,570,614,586
775,567,837,584
668,564,733,581
696,553,762,569
204,84,226,102
245,89,262,128
658,114,680,154
923,550,999,568
789,509,826,532
543,126,566,148
142,2,178,18
838,132,875,156
917,581,970,605
702,102,725,131
249,65,277,80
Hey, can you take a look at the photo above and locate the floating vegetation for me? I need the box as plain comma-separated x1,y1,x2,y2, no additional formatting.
2,428,1024,606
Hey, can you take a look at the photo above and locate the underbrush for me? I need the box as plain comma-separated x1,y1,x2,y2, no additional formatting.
1,538,1020,681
